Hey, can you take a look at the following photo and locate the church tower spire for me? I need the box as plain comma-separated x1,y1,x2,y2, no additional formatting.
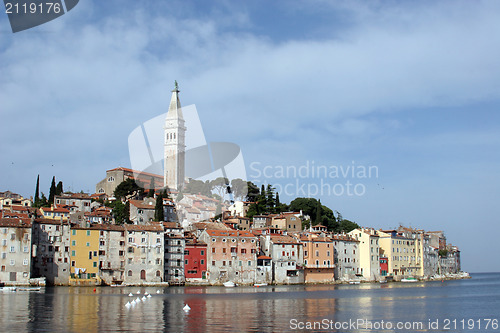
164,80,186,190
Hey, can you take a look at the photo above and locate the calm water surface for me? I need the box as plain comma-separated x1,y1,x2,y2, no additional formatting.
1,273,499,332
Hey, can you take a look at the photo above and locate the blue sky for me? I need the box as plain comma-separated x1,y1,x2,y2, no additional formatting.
1,0,499,272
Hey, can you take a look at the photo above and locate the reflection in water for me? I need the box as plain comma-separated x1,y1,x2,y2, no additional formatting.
0,273,498,332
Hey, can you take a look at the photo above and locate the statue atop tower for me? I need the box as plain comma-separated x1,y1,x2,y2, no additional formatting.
164,81,186,190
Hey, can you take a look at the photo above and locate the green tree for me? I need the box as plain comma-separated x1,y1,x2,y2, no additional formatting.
211,177,229,199
245,181,260,202
40,192,50,207
184,179,212,196
34,175,40,207
48,176,56,205
266,184,275,212
56,181,63,196
338,219,359,233
315,199,322,224
148,177,155,197
230,178,248,201
109,200,129,224
114,178,143,200
155,192,164,222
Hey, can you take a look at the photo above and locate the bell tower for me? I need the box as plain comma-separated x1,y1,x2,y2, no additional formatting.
164,80,186,190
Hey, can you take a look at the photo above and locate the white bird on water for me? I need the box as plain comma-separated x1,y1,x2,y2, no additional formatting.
156,290,161,294
183,304,191,312
136,290,141,294
147,294,152,298
128,293,133,297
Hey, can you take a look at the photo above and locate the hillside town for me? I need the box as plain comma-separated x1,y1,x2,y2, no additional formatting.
0,187,463,287
0,83,464,286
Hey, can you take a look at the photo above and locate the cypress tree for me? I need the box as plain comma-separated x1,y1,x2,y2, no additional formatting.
56,181,63,195
34,175,40,206
275,192,280,213
315,199,322,225
48,176,56,205
155,192,164,222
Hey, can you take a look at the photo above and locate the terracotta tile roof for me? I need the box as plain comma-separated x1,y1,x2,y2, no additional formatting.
205,229,256,238
56,193,91,200
40,206,70,213
129,200,156,210
257,255,272,260
124,224,164,232
1,211,30,219
331,234,358,242
107,167,164,180
163,222,182,229
90,224,125,231
269,235,300,245
0,217,31,228
34,218,68,225
192,222,231,231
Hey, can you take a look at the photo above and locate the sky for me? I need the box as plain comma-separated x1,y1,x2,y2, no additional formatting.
1,0,499,272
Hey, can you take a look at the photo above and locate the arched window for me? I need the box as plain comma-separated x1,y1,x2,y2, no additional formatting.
156,270,161,277
140,270,146,280
128,270,132,276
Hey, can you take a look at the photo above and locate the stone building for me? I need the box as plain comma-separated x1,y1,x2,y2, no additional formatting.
129,198,156,225
96,224,126,285
331,234,360,280
31,218,71,285
123,224,164,284
200,229,258,285
164,223,185,285
260,231,304,284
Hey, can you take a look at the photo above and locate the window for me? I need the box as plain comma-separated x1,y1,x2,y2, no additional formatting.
212,248,216,253
23,259,29,266
87,230,91,236
23,246,29,253
212,261,215,266
71,250,76,257
72,230,76,236
222,248,227,254
93,262,97,267
222,261,226,266
241,248,247,254
315,251,319,257
10,246,15,253
128,247,134,253
201,250,205,256
119,250,124,256
10,259,15,265
304,250,308,257
201,259,204,265
128,270,132,276
128,237,133,242
248,261,252,266
86,242,90,247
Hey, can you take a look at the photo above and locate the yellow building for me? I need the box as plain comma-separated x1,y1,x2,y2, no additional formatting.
348,228,380,281
40,206,70,221
70,226,100,284
378,229,422,278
